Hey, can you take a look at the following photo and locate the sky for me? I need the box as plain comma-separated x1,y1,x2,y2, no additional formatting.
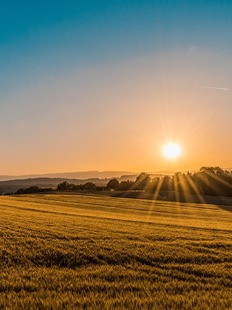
0,0,232,175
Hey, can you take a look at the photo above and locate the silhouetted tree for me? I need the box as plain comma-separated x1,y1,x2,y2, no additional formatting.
134,173,151,190
106,178,119,190
118,180,133,191
16,186,53,194
200,166,224,177
161,176,172,191
57,181,69,191
83,182,96,191
147,177,160,193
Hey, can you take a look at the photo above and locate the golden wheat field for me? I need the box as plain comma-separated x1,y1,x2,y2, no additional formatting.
0,193,232,309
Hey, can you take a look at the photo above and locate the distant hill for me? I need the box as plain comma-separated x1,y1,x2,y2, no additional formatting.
0,177,110,194
0,171,176,194
0,171,135,182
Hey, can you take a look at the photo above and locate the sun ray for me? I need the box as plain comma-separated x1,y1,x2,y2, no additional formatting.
142,177,164,227
185,173,206,204
173,173,180,203
203,170,232,190
198,169,232,199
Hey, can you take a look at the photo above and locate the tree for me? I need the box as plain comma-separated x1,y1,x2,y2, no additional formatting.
161,175,172,191
83,182,96,191
200,166,224,176
57,181,69,191
106,178,119,190
134,172,151,190
118,180,133,191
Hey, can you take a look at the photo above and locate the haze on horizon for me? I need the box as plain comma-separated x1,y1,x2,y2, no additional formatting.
1,1,232,175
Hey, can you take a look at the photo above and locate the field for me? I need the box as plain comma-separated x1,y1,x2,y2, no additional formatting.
1,194,232,309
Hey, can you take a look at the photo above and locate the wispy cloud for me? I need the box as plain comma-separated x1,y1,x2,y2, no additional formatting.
200,86,230,91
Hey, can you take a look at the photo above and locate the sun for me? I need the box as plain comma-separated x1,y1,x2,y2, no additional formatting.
163,143,181,160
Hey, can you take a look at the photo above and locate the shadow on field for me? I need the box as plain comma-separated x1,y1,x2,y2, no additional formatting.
112,191,232,211
216,204,232,213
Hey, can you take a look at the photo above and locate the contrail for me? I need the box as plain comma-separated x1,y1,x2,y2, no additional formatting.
200,86,230,91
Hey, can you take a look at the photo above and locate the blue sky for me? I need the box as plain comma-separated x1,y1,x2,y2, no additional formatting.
0,1,232,174
1,0,231,91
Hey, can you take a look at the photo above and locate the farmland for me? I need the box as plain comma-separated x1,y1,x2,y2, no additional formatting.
0,194,232,309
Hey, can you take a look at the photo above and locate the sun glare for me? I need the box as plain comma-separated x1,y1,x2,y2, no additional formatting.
163,143,181,160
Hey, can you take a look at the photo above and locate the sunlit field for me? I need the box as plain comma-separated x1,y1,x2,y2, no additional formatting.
1,194,232,309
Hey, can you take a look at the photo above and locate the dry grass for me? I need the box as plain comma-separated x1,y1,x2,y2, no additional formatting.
0,194,232,309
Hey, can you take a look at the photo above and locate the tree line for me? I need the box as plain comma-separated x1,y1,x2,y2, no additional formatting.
15,166,232,198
